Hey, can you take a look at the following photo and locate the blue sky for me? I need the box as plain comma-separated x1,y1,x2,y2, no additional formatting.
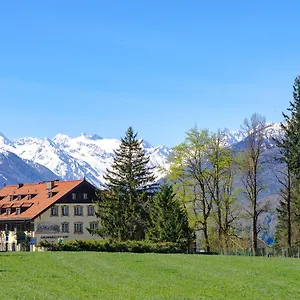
0,1,299,147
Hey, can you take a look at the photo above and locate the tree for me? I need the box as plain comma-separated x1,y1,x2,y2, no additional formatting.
275,76,300,253
168,126,240,253
95,127,156,241
206,130,239,252
147,183,192,245
239,113,267,256
168,127,213,253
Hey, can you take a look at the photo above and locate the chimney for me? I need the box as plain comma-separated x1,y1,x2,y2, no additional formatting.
46,181,55,190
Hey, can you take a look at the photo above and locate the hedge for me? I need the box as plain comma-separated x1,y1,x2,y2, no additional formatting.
38,239,187,254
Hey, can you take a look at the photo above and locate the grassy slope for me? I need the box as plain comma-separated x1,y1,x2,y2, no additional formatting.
0,252,299,300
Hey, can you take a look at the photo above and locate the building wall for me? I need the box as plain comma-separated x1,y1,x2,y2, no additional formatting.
34,203,100,246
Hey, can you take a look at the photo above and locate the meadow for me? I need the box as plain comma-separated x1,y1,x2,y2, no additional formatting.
0,252,299,299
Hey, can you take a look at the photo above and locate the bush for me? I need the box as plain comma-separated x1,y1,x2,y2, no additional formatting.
38,239,187,254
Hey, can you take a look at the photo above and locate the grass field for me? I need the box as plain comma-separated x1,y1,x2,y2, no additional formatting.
0,252,300,299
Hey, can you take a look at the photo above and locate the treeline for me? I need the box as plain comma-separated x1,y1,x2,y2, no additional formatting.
93,127,192,249
92,76,300,257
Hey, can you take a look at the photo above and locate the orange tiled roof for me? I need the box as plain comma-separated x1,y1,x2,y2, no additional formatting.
0,179,84,221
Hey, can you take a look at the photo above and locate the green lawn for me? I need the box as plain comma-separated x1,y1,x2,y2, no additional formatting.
0,252,299,299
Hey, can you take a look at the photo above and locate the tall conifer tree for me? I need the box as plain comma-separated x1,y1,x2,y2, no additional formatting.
147,184,192,245
276,76,300,253
95,127,156,241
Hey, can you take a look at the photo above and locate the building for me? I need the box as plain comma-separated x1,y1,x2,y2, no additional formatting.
0,179,100,251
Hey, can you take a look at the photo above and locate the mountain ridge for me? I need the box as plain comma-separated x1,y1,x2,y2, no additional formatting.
0,122,283,188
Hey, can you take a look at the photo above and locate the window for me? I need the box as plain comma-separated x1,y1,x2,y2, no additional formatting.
9,195,14,201
50,206,58,216
61,222,69,233
74,206,83,216
83,193,88,200
74,222,83,233
48,191,53,198
89,222,98,231
87,205,95,216
18,195,22,200
6,208,11,215
16,208,21,215
61,206,69,216
28,194,32,200
72,193,76,200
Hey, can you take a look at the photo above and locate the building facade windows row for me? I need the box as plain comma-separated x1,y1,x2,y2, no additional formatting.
61,221,98,233
50,205,95,217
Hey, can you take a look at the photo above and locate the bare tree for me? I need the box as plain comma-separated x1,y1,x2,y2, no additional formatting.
239,113,267,256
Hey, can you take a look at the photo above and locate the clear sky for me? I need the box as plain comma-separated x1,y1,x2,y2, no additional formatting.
0,1,299,147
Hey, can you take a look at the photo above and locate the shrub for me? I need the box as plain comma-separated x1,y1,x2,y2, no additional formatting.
38,239,187,253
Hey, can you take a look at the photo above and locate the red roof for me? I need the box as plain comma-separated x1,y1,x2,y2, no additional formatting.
0,179,84,221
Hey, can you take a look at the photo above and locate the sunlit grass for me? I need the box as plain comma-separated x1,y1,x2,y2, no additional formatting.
0,252,299,299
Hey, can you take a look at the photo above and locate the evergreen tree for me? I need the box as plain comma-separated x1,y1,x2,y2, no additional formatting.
95,127,156,241
147,183,192,245
276,76,300,253
281,76,300,178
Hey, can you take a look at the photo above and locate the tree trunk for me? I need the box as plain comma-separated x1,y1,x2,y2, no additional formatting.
287,171,292,257
252,215,258,256
203,223,210,253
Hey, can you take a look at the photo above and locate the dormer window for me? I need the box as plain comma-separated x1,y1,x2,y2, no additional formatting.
16,208,21,215
10,195,14,201
6,208,11,215
18,195,22,201
28,194,32,200
72,193,76,200
48,191,53,198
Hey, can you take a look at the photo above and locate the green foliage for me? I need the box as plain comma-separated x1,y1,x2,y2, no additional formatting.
94,127,156,241
38,239,186,253
168,126,213,252
168,126,239,253
280,76,300,177
147,183,192,245
276,76,300,251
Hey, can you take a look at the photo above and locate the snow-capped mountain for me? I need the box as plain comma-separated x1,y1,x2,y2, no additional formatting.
0,148,58,187
0,123,284,189
0,132,171,188
224,122,283,146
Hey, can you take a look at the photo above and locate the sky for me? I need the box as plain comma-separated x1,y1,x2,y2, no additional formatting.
0,1,300,147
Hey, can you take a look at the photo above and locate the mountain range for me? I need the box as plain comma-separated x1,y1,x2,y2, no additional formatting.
0,123,284,188
0,123,285,244
0,132,171,188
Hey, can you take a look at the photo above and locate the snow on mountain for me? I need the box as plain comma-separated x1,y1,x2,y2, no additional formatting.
13,136,101,186
52,134,171,185
0,123,284,188
0,132,13,147
0,148,58,187
0,133,170,188
224,122,283,147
